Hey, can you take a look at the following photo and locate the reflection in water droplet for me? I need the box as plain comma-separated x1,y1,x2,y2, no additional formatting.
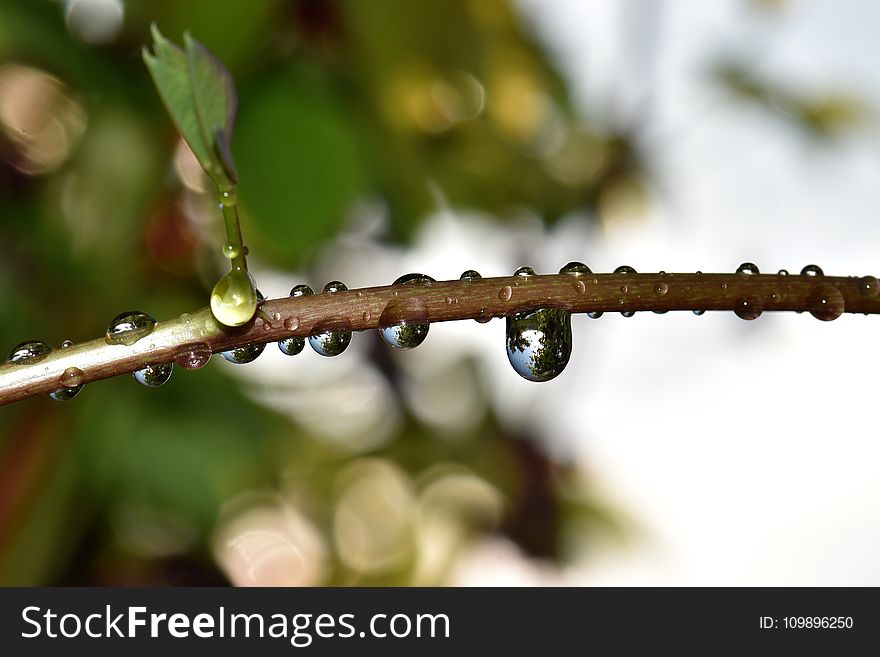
272,312,282,322
693,309,705,316
807,283,844,321
378,275,433,350
498,285,513,302
614,265,636,274
106,311,157,346
7,340,52,364
514,266,536,277
587,311,603,319
506,308,572,382
573,280,586,294
61,339,73,349
309,282,352,356
460,270,481,281
621,310,635,318
559,261,591,275
801,264,823,277
392,273,434,287
654,282,668,296
49,385,81,401
858,275,880,298
221,343,266,364
290,284,314,298
380,322,430,350
778,269,789,276
734,296,763,320
222,242,240,259
173,343,212,370
278,336,305,356
283,317,300,331
59,366,84,388
736,262,759,275
211,269,258,327
475,309,492,323
133,362,173,387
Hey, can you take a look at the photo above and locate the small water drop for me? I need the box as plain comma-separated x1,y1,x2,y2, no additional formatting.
106,311,157,346
283,317,300,331
272,312,282,322
614,265,637,274
857,275,880,298
559,261,591,276
7,340,52,364
621,310,635,318
278,336,305,356
173,343,212,370
460,270,482,281
693,309,705,316
807,284,844,321
61,340,73,349
133,362,173,387
362,310,372,321
221,343,266,364
506,308,572,382
587,311,603,319
573,280,586,294
392,273,434,287
696,271,703,276
49,385,81,401
445,296,453,305
211,270,258,327
60,367,85,388
222,242,240,259
514,266,536,277
654,282,669,296
720,282,728,290
498,285,513,302
801,264,824,277
475,309,492,323
734,296,763,320
736,262,759,275
620,285,628,294
777,269,789,276
290,284,314,298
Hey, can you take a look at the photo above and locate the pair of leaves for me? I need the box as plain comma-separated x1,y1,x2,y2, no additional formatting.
142,24,238,188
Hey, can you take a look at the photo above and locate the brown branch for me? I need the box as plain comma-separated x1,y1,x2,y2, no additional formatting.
1,271,878,406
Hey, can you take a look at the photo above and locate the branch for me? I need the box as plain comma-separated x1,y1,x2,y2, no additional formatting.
2,270,878,406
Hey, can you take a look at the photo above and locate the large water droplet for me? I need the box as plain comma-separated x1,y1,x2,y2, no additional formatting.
807,284,844,321
514,266,536,277
621,310,635,318
173,343,212,370
210,270,258,327
7,340,52,364
60,366,84,388
49,385,81,401
506,308,572,382
654,282,668,296
309,283,352,356
614,265,637,274
221,343,266,364
693,309,705,316
133,362,173,387
222,242,240,259
777,269,789,276
736,262,759,275
498,285,513,302
378,275,433,350
290,284,314,298
587,311,603,319
559,261,591,275
380,322,429,350
460,270,481,281
734,296,763,320
801,264,823,277
278,336,305,356
858,275,880,298
106,311,157,346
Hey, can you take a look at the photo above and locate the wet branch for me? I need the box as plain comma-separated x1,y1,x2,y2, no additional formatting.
1,271,878,406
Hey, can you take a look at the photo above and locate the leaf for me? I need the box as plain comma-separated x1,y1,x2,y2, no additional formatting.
142,25,237,186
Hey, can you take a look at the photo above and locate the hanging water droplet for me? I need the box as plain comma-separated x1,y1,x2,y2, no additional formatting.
133,362,173,387
514,266,536,277
308,282,352,356
61,339,73,349
693,309,705,316
379,276,432,350
222,242,240,259
475,309,492,323
59,366,84,388
498,285,513,301
587,311,603,319
736,262,759,275
654,282,668,296
392,273,434,287
559,261,591,275
49,385,81,401
278,336,305,356
506,308,572,382
460,270,481,281
380,322,429,350
653,310,668,314
7,340,52,364
621,310,635,318
105,311,157,346
173,343,212,370
221,342,266,364
734,296,763,320
777,269,789,276
210,270,258,327
801,264,824,277
614,265,637,274
857,275,880,298
807,284,844,321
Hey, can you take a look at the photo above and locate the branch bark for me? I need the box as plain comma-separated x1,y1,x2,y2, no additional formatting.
1,271,878,406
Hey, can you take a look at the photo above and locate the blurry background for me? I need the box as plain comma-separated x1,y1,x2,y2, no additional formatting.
1,0,879,585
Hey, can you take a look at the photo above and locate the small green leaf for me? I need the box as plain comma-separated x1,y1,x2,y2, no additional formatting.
142,25,237,187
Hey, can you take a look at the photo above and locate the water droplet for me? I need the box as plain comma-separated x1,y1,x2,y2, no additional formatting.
211,269,258,327
475,309,492,323
696,271,703,276
133,362,173,387
60,367,85,388
620,285,629,294
857,275,880,298
323,280,348,294
49,385,81,401
498,285,513,302
559,261,591,275
173,343,212,370
770,291,780,303
807,284,844,321
392,273,434,287
222,242,240,259
221,342,266,364
61,340,73,349
290,284,314,298
654,282,669,296
283,317,300,332
734,296,763,320
587,311,603,319
653,310,668,314
460,270,481,281
573,280,586,294
720,282,728,290
362,310,372,321
272,312,282,322
614,265,636,274
7,340,52,364
309,323,352,357
105,311,157,346
621,310,635,318
514,266,536,277
801,264,823,277
693,309,705,316
736,262,759,275
777,269,789,276
380,322,430,350
376,275,433,349
445,296,453,305
506,308,572,382
278,336,305,356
